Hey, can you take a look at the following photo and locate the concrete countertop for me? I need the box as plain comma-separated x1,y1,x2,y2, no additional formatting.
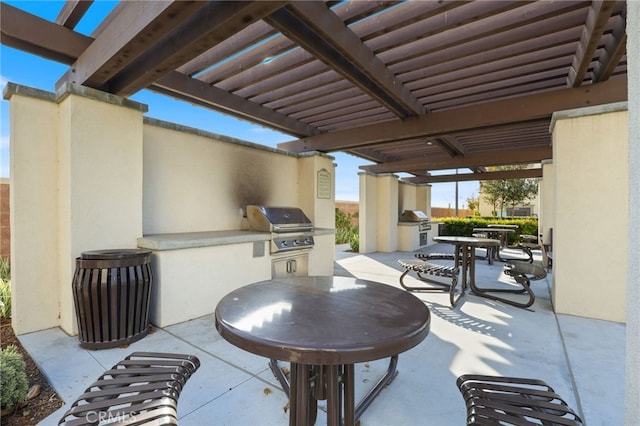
138,228,336,251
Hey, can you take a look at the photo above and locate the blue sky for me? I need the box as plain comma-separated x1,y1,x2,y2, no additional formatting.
0,0,479,207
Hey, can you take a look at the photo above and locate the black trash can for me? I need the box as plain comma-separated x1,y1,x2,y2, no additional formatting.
72,249,152,349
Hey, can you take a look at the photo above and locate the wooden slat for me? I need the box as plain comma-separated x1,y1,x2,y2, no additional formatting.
405,168,543,184
567,0,617,87
278,77,627,153
151,71,318,138
55,0,94,29
362,147,552,174
0,2,91,65
108,1,288,96
55,1,206,90
265,2,425,118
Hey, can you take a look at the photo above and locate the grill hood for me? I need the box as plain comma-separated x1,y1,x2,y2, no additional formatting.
400,210,430,222
246,205,313,233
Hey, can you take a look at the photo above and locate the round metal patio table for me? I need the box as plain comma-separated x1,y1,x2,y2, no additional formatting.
433,236,500,291
215,276,431,426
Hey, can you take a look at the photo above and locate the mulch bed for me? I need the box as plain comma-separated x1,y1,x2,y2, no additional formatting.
1,318,64,426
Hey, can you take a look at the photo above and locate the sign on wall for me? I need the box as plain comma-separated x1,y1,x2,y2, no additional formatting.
317,168,331,199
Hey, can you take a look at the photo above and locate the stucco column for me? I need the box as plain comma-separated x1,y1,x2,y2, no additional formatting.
375,174,399,252
5,85,59,335
539,160,554,267
416,184,432,218
359,171,378,253
57,84,146,334
550,104,628,323
625,1,640,422
4,83,147,335
297,153,336,276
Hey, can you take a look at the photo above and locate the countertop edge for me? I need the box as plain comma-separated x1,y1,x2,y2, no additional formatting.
138,228,336,251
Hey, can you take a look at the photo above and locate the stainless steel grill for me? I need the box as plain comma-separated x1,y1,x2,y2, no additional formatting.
400,210,432,246
246,205,315,254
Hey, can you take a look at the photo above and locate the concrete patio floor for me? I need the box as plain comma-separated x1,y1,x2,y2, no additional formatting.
21,244,625,425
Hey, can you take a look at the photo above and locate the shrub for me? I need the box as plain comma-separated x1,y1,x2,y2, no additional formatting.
0,281,10,319
349,232,359,252
335,208,359,247
0,257,9,281
0,345,29,410
0,257,10,319
434,217,539,245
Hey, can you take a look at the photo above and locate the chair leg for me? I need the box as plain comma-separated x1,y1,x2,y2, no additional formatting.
399,269,451,292
473,276,535,308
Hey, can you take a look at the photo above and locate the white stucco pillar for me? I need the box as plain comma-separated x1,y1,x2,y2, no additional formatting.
359,172,377,253
625,1,640,422
539,160,554,268
358,171,399,253
551,104,628,323
297,153,336,276
375,174,399,252
57,85,146,334
5,86,60,335
4,83,147,335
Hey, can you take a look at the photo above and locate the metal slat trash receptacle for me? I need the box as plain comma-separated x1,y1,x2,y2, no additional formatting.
72,249,152,349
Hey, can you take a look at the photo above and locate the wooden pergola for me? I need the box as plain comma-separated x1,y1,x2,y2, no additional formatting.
0,0,628,182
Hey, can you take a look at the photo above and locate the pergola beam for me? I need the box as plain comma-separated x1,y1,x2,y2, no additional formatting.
151,71,318,138
405,168,543,184
55,0,94,29
264,1,425,118
361,146,552,174
567,0,616,87
594,13,627,82
0,2,91,65
55,1,208,91
107,1,288,96
278,77,627,153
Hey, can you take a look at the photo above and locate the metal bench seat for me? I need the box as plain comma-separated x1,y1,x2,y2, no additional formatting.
414,252,456,261
59,352,200,426
457,374,583,425
397,258,462,307
467,261,546,309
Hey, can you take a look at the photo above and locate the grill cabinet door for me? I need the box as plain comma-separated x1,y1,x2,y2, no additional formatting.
272,254,309,278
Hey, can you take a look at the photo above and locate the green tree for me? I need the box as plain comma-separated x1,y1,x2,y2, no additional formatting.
480,166,539,217
480,179,503,216
466,194,479,213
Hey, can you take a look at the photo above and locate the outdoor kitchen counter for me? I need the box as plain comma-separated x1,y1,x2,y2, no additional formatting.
137,228,336,251
137,230,270,251
135,228,336,328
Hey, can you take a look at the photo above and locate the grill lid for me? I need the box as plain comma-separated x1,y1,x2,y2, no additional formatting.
400,210,430,222
246,205,313,233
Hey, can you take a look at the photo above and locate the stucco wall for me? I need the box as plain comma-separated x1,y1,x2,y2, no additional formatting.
143,120,305,234
625,2,640,422
551,105,628,322
360,173,432,253
5,83,336,334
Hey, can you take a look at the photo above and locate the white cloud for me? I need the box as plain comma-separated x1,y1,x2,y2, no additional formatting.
0,76,8,93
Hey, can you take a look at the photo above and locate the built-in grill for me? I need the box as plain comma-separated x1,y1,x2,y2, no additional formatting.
246,205,315,253
246,205,315,278
400,210,432,246
400,210,431,231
